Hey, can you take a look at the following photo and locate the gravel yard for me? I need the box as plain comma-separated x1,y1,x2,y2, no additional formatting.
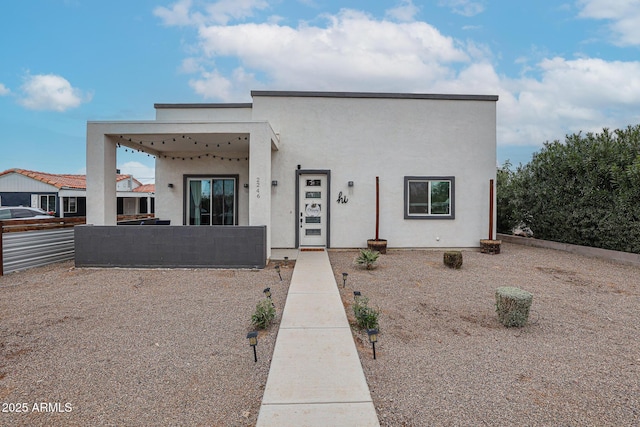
1,243,639,426
0,262,292,427
329,243,640,426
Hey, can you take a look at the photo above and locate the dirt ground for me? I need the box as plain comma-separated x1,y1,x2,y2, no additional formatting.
329,244,640,426
1,243,639,426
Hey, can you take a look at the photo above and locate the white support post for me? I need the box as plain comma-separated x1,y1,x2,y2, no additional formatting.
86,125,117,225
248,127,272,259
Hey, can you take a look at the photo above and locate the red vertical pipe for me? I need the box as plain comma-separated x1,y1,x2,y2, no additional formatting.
375,176,380,241
489,179,494,240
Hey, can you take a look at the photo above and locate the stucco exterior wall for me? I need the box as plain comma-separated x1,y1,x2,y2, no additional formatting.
251,94,496,248
156,155,250,226
86,91,496,254
155,105,253,121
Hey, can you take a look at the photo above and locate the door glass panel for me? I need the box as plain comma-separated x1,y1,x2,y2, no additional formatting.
305,229,321,235
212,179,235,225
305,217,321,223
189,179,210,225
189,178,235,225
305,191,321,198
306,179,321,186
212,179,223,225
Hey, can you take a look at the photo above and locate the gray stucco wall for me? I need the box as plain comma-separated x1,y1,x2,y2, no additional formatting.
498,233,640,267
75,225,267,268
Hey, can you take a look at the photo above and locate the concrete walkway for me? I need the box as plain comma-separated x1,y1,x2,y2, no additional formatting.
256,249,380,427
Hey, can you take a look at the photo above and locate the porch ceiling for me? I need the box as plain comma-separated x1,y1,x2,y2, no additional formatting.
113,132,250,157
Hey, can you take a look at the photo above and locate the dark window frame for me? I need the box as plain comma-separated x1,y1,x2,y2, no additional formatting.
183,174,240,226
404,176,455,220
63,197,77,213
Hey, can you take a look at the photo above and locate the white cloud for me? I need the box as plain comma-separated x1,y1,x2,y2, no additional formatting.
385,0,420,22
192,9,470,97
18,73,91,112
118,161,155,184
189,69,233,100
204,0,269,25
189,67,260,101
578,0,640,46
162,5,640,148
438,0,485,17
0,83,9,96
180,57,204,74
154,0,269,26
498,56,640,145
154,0,197,26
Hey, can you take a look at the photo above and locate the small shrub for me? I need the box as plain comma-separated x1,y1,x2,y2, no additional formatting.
495,287,532,327
353,296,380,330
443,251,463,269
356,249,380,270
251,298,276,329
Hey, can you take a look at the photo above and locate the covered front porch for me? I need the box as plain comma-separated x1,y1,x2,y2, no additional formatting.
84,119,279,267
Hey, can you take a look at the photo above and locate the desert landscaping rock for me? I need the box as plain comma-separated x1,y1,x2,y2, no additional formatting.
1,242,639,426
330,243,639,427
0,263,292,427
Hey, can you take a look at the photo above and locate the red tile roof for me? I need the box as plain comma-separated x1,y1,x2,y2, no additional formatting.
0,168,148,190
134,184,155,193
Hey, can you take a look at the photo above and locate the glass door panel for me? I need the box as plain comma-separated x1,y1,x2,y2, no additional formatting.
212,179,235,225
188,178,236,226
189,179,211,225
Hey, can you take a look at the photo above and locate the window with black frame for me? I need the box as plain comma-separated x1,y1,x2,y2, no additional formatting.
404,176,455,219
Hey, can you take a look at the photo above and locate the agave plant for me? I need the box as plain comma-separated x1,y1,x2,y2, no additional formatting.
356,248,380,270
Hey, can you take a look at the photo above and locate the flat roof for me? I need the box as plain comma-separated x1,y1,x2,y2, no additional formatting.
154,103,252,109
251,90,498,101
154,91,498,109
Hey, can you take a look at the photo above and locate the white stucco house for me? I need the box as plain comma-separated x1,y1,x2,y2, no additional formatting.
81,91,497,268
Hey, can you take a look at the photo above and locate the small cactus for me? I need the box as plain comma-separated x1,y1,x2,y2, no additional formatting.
495,287,533,327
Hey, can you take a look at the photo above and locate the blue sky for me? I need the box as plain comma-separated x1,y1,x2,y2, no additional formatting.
2,0,639,183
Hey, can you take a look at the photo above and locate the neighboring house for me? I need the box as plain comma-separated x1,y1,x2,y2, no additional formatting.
0,169,154,217
85,90,497,266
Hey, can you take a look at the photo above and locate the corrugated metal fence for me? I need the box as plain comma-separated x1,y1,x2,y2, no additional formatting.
0,215,154,276
2,228,76,274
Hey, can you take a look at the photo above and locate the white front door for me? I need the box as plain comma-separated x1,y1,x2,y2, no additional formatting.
299,174,327,246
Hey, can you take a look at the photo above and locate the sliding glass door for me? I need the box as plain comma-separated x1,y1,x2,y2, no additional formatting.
188,177,237,225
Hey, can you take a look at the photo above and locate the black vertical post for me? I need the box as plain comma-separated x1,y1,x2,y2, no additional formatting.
372,342,376,360
253,345,257,363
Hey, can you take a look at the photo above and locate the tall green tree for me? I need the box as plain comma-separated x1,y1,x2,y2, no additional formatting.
496,160,517,234
499,125,640,253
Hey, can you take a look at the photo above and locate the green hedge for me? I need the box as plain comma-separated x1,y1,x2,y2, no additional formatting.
498,125,640,254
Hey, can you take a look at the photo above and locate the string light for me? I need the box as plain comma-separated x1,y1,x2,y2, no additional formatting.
116,135,249,161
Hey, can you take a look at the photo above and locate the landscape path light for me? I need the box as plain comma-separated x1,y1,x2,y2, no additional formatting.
247,331,258,363
367,328,379,360
353,291,361,301
342,272,348,288
263,287,271,299
275,264,282,281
